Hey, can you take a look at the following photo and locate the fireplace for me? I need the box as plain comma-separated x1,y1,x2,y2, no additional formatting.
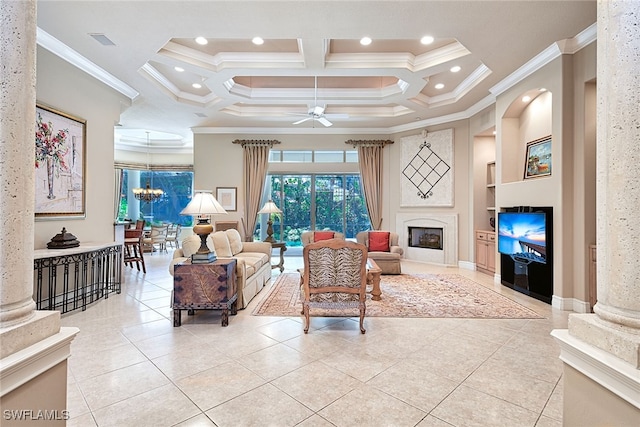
408,227,443,250
396,213,458,266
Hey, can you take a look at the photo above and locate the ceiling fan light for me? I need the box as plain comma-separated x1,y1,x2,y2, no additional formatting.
312,105,324,116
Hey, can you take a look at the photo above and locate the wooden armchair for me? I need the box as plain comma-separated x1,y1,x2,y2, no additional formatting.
301,238,368,334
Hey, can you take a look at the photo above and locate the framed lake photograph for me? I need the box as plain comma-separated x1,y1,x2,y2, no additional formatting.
35,104,86,218
524,136,552,179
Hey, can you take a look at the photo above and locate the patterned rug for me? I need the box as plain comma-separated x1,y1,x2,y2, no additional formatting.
252,272,543,319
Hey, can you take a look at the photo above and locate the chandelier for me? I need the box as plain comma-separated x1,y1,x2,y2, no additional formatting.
132,131,163,202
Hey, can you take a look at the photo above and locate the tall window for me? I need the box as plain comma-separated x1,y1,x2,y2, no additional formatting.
257,174,371,245
118,169,194,226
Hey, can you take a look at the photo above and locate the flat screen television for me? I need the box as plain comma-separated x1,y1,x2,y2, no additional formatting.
497,211,547,264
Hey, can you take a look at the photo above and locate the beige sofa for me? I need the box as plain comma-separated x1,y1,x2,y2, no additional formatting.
356,231,403,275
169,229,272,309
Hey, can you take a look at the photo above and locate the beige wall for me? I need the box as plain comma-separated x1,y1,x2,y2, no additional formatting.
563,364,640,425
194,121,475,262
0,361,68,427
494,43,596,309
34,47,128,249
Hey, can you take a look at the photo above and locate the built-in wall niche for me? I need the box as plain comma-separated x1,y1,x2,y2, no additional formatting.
501,89,552,184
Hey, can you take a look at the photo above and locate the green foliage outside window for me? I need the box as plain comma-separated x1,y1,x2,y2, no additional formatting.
255,174,371,245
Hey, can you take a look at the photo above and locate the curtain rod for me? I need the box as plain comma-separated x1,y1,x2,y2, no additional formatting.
345,139,394,147
232,139,281,147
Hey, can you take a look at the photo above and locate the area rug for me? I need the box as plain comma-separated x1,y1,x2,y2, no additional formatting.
252,273,543,319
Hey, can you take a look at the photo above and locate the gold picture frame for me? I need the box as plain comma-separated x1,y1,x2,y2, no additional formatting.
524,135,552,179
35,104,86,218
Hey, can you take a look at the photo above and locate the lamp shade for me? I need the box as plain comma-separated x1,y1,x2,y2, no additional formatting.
258,200,282,215
180,191,228,216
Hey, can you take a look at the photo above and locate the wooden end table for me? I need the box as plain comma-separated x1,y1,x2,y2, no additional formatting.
366,259,383,301
173,258,237,327
270,241,287,272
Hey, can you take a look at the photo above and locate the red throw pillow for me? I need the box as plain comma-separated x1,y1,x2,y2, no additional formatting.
368,231,390,252
314,231,335,242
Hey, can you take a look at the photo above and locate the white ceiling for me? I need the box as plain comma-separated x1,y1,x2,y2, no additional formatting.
36,1,596,149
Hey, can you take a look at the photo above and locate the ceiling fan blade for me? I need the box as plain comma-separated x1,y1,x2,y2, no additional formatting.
317,117,333,127
293,117,312,125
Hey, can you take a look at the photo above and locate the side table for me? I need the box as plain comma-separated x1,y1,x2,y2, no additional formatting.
173,258,237,327
270,241,287,272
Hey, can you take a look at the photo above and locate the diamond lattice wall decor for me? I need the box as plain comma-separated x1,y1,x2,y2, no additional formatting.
401,129,454,207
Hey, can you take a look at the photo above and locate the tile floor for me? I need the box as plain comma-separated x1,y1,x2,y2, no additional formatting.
62,249,567,427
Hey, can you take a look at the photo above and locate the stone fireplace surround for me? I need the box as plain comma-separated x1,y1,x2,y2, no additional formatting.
395,213,458,266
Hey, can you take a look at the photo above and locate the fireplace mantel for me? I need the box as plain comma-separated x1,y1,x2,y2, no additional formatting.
395,213,458,266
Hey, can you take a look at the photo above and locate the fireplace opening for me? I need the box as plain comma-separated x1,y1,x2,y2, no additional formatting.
408,226,443,250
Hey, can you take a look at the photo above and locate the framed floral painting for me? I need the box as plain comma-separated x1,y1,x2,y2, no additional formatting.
35,104,86,218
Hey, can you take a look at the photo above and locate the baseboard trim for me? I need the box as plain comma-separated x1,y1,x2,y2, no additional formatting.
458,260,475,271
552,295,591,313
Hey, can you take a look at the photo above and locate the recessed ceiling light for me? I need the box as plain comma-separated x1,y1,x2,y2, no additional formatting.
420,36,434,45
435,83,445,89
192,83,202,89
195,36,208,45
522,95,531,102
360,37,372,46
174,66,184,72
252,36,264,45
450,66,461,73
539,88,547,92
492,130,497,135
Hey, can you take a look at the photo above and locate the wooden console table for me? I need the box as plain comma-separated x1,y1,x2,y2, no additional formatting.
33,242,123,314
173,258,237,327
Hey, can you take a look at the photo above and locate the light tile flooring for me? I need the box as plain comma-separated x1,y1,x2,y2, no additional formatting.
62,250,568,427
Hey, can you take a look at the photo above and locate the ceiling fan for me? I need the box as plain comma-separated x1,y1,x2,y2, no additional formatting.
291,76,348,127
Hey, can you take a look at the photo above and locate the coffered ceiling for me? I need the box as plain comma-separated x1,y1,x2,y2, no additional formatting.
35,1,596,150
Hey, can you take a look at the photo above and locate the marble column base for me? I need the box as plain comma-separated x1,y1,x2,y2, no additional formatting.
568,313,640,368
552,329,640,423
0,311,61,359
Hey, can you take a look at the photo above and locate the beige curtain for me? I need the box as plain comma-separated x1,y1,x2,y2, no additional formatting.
357,145,383,230
347,139,393,230
114,168,123,221
233,140,280,241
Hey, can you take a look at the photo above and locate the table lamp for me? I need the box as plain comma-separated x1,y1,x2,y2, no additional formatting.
258,200,282,243
180,190,227,263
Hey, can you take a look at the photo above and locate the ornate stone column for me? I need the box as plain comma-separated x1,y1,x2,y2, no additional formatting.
0,1,78,420
0,0,38,329
552,1,640,424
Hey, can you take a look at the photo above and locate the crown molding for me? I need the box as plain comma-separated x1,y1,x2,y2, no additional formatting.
489,23,596,97
36,28,139,100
